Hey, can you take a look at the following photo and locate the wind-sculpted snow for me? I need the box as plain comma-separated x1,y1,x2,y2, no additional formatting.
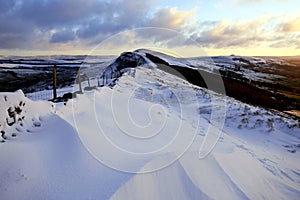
0,66,300,199
0,90,54,142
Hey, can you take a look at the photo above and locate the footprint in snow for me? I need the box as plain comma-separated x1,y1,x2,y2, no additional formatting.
282,144,298,153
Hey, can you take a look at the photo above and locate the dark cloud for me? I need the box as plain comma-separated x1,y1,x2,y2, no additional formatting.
18,0,106,28
75,0,155,42
0,0,197,50
0,13,36,49
50,29,76,43
0,0,157,49
0,0,16,14
76,19,127,40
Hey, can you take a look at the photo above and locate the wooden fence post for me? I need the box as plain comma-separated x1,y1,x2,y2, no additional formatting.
87,76,90,87
77,69,83,93
53,64,57,99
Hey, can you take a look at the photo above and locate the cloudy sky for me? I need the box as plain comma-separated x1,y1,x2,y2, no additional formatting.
0,0,299,56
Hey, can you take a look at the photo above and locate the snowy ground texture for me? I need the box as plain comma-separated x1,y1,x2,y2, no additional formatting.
0,66,300,199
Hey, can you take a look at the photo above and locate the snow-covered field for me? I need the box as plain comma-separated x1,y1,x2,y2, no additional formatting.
0,63,299,199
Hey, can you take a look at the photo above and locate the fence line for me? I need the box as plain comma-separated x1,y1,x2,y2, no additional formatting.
25,65,104,101
25,90,53,101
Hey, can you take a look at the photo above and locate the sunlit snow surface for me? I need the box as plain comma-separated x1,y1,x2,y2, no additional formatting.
0,67,300,199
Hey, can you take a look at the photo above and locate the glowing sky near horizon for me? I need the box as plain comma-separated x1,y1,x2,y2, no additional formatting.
0,0,299,56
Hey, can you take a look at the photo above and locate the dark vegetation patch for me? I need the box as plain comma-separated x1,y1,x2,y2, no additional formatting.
0,66,79,93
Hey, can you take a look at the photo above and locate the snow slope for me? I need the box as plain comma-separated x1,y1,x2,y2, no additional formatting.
0,66,300,199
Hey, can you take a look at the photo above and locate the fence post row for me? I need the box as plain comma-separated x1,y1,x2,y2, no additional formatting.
52,65,103,100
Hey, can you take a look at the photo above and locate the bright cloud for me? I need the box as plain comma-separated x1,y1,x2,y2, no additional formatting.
279,16,300,32
191,17,269,48
149,7,195,29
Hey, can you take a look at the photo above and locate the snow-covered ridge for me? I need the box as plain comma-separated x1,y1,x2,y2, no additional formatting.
1,67,299,144
0,65,300,199
1,50,298,119
98,50,299,119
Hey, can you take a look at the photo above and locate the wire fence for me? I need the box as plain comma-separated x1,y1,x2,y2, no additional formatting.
25,90,53,101
24,65,104,102
25,88,74,101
